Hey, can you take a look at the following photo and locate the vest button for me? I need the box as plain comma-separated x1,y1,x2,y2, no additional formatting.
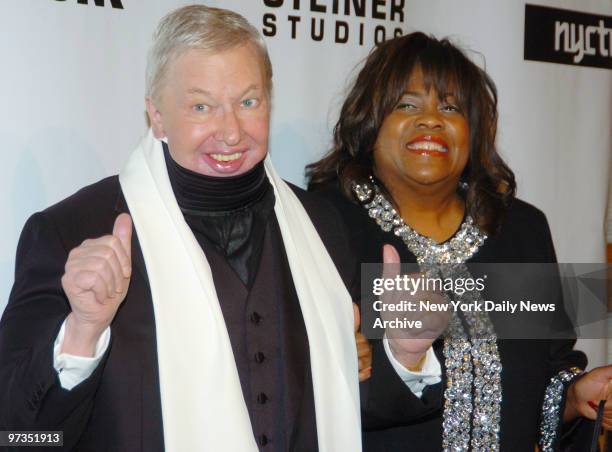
258,434,269,446
250,312,262,324
254,352,265,363
257,392,268,404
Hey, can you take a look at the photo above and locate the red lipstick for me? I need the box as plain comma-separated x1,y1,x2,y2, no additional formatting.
405,135,449,157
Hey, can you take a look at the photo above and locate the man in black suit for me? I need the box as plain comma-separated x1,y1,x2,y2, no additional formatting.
0,5,365,451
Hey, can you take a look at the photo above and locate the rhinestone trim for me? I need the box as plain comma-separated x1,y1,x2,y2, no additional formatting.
539,367,584,452
352,178,487,264
352,178,501,451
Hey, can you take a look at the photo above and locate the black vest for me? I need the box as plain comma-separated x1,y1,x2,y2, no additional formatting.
193,216,319,451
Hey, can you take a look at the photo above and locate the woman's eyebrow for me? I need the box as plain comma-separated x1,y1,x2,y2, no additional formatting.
400,91,422,97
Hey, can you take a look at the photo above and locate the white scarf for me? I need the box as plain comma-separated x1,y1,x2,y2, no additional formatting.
119,130,361,452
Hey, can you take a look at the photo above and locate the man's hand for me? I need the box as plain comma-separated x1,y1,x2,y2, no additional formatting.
564,365,612,428
354,303,372,382
60,213,133,357
381,244,450,370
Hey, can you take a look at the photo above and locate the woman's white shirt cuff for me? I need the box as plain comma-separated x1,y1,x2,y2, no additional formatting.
383,338,442,398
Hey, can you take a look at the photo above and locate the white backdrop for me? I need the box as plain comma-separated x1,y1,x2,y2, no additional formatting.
1,0,610,366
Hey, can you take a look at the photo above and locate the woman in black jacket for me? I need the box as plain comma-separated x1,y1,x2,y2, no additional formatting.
308,32,611,451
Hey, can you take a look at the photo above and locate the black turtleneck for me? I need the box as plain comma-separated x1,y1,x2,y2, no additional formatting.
163,143,275,287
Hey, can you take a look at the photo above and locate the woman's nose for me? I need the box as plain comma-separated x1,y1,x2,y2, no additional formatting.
415,108,443,130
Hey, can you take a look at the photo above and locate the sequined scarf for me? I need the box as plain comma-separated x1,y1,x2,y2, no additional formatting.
353,178,502,451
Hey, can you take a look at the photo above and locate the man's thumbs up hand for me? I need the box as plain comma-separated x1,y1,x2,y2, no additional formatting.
61,214,133,357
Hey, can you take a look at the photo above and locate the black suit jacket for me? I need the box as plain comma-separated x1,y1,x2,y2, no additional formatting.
0,176,360,451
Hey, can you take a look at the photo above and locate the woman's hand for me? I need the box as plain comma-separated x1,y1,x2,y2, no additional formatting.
564,365,612,429
380,245,450,369
354,303,372,381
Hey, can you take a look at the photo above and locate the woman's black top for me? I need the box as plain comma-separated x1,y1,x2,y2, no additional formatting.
316,185,590,452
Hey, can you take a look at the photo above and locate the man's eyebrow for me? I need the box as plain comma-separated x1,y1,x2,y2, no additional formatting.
186,85,261,97
186,88,212,96
239,84,260,97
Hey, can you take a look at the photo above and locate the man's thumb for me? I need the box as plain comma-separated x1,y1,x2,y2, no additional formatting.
113,213,133,258
353,303,360,333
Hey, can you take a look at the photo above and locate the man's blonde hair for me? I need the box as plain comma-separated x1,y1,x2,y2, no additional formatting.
146,5,273,103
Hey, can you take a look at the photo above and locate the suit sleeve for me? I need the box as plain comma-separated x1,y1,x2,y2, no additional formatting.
350,221,445,429
0,211,109,450
534,210,587,376
361,339,444,430
533,210,590,451
312,188,446,429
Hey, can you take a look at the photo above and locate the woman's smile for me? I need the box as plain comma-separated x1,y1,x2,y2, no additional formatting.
405,134,449,157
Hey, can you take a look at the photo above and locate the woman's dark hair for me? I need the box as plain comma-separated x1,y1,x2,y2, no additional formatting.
306,32,516,234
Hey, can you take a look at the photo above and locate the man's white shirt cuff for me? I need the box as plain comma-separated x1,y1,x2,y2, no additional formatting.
383,338,442,398
53,320,110,390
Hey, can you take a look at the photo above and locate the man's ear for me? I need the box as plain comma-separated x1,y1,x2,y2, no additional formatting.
146,97,166,139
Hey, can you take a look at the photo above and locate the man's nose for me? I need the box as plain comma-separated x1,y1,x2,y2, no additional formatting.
215,108,241,146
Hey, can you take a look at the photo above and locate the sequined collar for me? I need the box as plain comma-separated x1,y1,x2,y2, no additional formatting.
352,177,487,263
